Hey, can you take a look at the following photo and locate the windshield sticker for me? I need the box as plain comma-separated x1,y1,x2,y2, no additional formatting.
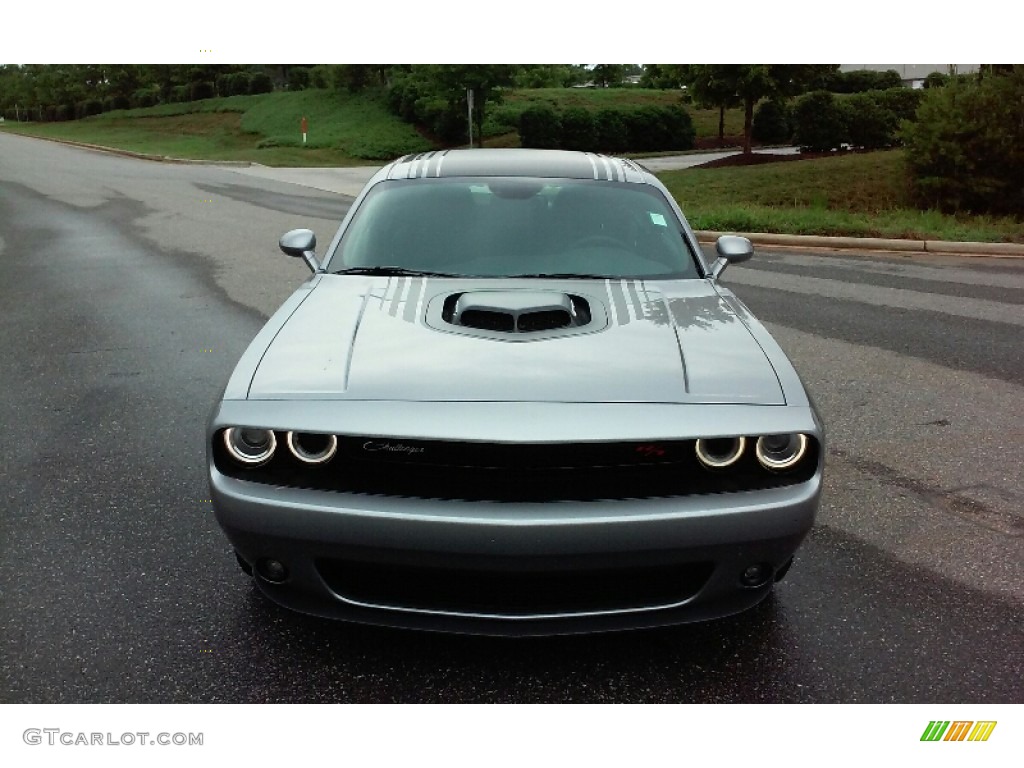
649,212,667,227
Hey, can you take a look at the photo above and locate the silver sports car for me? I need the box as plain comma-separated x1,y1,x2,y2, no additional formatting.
208,148,824,635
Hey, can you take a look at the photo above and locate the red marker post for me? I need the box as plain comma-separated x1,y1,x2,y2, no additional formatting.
300,116,308,145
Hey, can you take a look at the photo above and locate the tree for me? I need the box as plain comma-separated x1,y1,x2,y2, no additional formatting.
682,65,839,152
902,66,1024,214
416,65,519,145
639,65,687,90
590,65,626,88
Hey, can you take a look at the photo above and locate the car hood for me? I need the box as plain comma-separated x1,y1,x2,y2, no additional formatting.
247,276,784,405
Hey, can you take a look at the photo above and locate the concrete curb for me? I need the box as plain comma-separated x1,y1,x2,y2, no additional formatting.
695,230,1024,259
12,133,252,167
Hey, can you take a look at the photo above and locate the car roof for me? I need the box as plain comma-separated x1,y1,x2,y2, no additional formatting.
385,148,650,184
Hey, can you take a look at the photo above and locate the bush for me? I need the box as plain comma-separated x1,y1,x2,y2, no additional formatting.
793,90,847,151
170,85,190,103
831,69,903,93
248,72,273,94
132,88,158,108
309,65,332,90
288,67,311,91
519,104,562,149
924,72,949,89
481,104,519,137
871,87,923,123
843,92,899,149
752,99,793,144
594,108,628,152
902,67,1024,214
74,99,103,119
417,97,465,143
558,107,596,151
190,81,215,101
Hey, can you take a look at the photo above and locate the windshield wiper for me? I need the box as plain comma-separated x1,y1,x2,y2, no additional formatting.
333,266,460,277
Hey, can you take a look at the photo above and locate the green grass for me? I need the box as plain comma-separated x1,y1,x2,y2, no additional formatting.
657,150,1024,243
3,90,431,166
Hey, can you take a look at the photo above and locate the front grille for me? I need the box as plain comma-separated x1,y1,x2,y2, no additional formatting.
215,434,819,502
316,557,714,616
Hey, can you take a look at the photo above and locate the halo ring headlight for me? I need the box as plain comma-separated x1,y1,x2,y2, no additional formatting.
695,436,747,469
224,427,277,467
756,433,809,471
286,432,338,465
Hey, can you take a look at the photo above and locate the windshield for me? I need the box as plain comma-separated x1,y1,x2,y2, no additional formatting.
329,178,701,279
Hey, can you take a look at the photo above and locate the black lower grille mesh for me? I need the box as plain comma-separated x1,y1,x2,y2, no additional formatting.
317,558,714,615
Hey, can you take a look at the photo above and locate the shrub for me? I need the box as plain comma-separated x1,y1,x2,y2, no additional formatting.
902,67,1024,214
752,99,793,144
132,88,158,108
518,104,562,149
559,107,597,151
170,85,190,103
831,69,903,93
74,99,103,119
872,87,923,123
288,67,311,91
481,104,519,137
661,105,696,150
843,92,899,149
924,72,949,89
248,72,273,94
793,91,847,151
594,108,628,152
417,97,465,143
309,65,332,90
190,81,215,101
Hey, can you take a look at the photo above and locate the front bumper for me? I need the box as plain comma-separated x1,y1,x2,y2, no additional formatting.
210,466,821,635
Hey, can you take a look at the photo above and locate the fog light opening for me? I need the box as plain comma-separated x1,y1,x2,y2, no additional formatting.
739,563,772,588
256,558,289,583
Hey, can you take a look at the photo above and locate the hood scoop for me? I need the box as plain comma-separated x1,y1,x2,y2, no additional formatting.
444,291,591,334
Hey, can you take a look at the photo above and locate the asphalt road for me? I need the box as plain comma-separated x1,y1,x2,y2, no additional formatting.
1,133,1021,703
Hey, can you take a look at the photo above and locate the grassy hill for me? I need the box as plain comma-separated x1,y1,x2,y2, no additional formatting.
658,150,1024,242
2,89,433,166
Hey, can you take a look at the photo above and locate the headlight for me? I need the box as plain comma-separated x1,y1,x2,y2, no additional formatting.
223,427,277,466
695,436,746,469
755,433,809,471
286,431,338,465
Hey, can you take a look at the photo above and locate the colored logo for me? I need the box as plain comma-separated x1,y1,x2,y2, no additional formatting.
921,721,997,742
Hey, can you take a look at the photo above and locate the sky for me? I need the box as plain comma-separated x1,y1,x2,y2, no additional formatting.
2,2,1014,65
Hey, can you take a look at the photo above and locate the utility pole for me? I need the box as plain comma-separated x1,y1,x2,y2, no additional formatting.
467,88,474,148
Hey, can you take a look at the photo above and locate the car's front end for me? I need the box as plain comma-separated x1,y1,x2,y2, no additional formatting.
208,149,824,635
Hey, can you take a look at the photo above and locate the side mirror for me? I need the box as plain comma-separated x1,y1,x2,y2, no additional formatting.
710,235,753,279
279,229,319,273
